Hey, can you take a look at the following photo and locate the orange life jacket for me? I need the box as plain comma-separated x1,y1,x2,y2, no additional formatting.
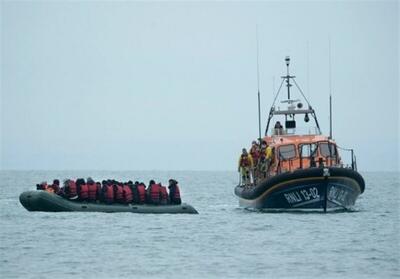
45,187,55,194
103,185,114,203
137,184,146,204
79,184,89,200
123,185,133,204
150,184,161,204
67,180,77,197
87,183,97,201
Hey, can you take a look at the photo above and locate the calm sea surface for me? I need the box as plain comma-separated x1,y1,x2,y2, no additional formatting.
0,171,399,278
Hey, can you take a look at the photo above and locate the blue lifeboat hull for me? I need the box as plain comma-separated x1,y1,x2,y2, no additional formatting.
235,167,365,211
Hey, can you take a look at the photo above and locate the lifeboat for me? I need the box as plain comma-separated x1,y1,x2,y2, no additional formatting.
19,191,198,214
234,56,365,212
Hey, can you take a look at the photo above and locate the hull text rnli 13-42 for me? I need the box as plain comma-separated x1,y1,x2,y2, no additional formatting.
234,56,365,212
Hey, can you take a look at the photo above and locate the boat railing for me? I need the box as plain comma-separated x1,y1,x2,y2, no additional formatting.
336,145,357,171
270,126,320,136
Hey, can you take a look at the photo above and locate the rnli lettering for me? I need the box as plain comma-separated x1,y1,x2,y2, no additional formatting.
284,187,319,205
328,186,347,202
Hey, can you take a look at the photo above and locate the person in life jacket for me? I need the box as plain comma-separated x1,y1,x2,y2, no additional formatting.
114,183,124,203
101,181,114,204
96,182,102,200
238,148,254,185
168,179,181,205
136,182,146,204
249,141,260,167
129,181,139,204
147,180,161,205
122,183,133,204
63,179,78,199
86,177,97,202
159,183,169,205
257,141,273,179
76,178,89,201
36,181,48,191
48,179,60,194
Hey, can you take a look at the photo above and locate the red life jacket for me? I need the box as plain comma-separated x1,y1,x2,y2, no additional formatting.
250,147,260,161
240,154,250,167
160,186,168,204
104,185,114,203
114,185,124,203
68,180,77,197
123,185,133,204
150,184,161,204
87,183,97,201
137,184,146,204
79,184,89,200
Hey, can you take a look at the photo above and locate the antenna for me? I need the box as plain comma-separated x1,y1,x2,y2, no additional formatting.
256,25,262,142
329,38,333,139
307,41,310,99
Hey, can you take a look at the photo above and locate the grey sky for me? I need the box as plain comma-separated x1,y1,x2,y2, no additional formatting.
1,1,398,171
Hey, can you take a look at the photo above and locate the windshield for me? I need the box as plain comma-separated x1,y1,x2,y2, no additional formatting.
279,145,297,160
299,143,317,158
319,142,337,157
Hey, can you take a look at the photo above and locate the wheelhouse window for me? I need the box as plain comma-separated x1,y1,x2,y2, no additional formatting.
299,143,317,158
278,144,297,160
319,142,337,157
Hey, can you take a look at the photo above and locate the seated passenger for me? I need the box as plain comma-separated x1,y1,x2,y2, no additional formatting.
159,183,169,205
63,179,78,200
76,178,89,201
113,183,124,203
49,179,60,193
122,183,133,204
129,181,139,204
36,181,48,191
147,180,161,205
96,182,102,200
102,181,114,204
137,182,146,204
168,179,182,205
87,177,97,202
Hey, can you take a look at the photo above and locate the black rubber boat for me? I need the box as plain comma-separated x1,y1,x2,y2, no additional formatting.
19,191,198,214
235,167,365,211
235,56,365,212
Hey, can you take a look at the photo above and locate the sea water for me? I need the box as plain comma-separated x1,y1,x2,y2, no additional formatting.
0,171,399,278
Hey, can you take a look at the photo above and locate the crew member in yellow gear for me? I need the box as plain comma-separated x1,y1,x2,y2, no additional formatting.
238,148,254,185
258,142,273,178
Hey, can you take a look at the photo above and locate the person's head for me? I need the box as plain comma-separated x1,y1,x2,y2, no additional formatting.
149,180,155,186
87,177,94,184
252,140,257,146
53,179,60,185
134,181,139,185
169,179,177,186
242,148,247,155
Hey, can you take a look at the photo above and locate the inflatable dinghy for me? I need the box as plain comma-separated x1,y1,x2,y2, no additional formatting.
19,191,198,214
